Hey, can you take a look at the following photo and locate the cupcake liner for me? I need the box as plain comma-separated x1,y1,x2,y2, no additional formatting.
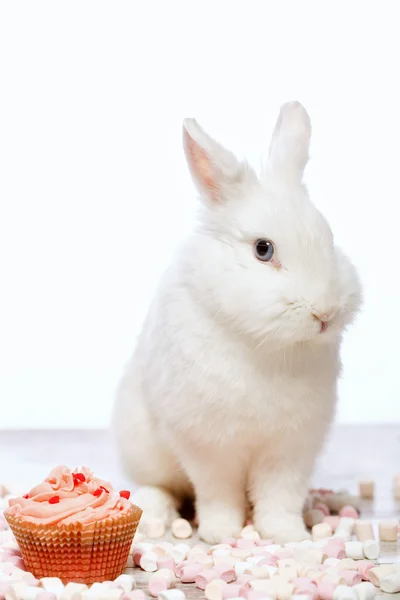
5,504,142,584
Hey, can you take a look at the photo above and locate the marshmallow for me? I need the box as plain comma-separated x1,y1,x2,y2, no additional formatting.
195,569,220,590
362,539,379,560
368,564,397,586
353,582,377,600
158,591,186,600
170,544,190,563
40,579,64,595
171,519,192,539
333,586,358,600
379,573,400,594
180,564,203,583
312,523,332,541
144,518,166,539
140,551,159,571
378,520,398,542
114,575,136,593
358,482,374,500
344,542,364,560
354,521,374,542
60,583,88,600
204,579,227,600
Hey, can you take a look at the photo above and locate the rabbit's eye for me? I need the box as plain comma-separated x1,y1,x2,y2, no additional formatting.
254,239,274,262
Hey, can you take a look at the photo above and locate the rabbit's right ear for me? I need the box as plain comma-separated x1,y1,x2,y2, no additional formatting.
183,119,252,204
267,101,311,182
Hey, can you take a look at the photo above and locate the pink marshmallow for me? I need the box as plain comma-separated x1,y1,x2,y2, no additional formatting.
323,516,340,531
175,560,190,578
323,544,345,559
318,580,337,600
157,557,176,572
214,566,236,583
237,539,256,549
180,564,203,583
339,505,359,518
294,580,318,600
327,538,345,548
223,584,242,599
341,570,362,586
133,550,143,567
195,569,220,590
356,560,375,580
148,576,170,597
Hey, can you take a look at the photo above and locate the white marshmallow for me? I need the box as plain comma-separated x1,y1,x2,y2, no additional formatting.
170,543,190,563
312,522,332,541
380,573,400,594
362,539,380,560
171,518,192,539
158,590,186,600
140,551,159,572
368,564,397,586
60,582,89,600
204,579,226,600
344,541,364,560
353,582,377,600
40,577,65,594
145,518,166,539
333,585,358,600
354,520,375,542
114,574,136,592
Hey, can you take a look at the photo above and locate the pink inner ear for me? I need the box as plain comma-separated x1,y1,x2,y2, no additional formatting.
185,132,220,202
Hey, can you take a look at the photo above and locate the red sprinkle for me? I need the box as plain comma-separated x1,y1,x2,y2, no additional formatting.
23,494,29,499
73,472,86,485
100,486,109,494
49,496,60,504
119,490,131,500
93,488,102,497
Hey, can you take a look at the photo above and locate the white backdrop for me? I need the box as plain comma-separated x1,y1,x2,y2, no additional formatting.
1,1,399,428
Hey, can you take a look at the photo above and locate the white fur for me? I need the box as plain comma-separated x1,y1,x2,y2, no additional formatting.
112,102,362,544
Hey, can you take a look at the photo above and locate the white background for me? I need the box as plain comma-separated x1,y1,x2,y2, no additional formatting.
0,1,399,428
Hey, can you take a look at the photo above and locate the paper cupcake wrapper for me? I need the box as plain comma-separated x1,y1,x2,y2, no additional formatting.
5,504,142,584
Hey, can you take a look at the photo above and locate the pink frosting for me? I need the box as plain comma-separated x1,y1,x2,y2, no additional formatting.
6,466,131,526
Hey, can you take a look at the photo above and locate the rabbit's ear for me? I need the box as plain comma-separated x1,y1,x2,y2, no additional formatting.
183,119,251,203
268,101,311,182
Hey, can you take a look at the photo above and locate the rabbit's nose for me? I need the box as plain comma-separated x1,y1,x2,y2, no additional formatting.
312,308,338,322
312,308,338,332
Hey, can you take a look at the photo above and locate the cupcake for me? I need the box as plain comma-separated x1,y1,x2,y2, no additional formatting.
4,465,142,584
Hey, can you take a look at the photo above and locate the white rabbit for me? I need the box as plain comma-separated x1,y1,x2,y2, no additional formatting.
112,101,362,544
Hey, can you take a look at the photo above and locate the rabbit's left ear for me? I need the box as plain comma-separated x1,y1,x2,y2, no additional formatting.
268,101,311,182
183,119,253,204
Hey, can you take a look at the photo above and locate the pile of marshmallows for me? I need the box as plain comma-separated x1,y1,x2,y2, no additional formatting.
0,485,400,600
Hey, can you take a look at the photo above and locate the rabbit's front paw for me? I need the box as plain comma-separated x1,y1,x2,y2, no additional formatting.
256,514,311,544
198,513,243,544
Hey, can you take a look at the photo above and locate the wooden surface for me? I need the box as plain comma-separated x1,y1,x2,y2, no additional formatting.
1,425,399,597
